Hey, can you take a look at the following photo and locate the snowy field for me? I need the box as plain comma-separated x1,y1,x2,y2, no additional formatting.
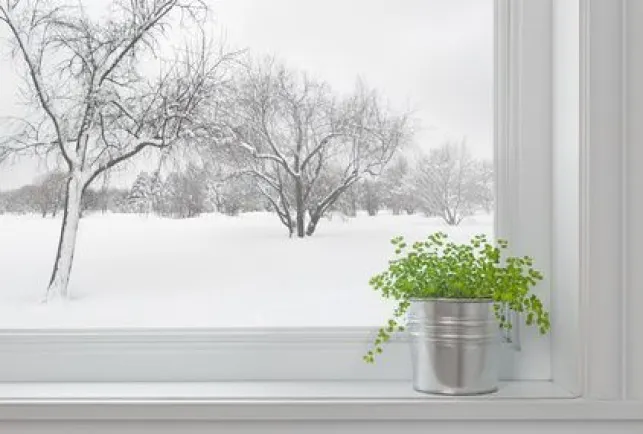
0,212,493,329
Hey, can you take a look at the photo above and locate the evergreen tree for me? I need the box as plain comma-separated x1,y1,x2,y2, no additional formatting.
126,172,153,214
149,170,164,215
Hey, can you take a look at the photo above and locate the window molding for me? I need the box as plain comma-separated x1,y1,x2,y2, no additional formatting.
551,0,581,396
1,1,641,413
579,0,642,401
624,0,643,402
0,327,529,382
3,385,641,423
0,0,551,381
0,382,640,423
494,0,554,381
0,0,554,385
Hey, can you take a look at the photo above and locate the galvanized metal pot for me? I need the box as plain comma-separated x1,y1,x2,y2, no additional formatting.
407,298,499,395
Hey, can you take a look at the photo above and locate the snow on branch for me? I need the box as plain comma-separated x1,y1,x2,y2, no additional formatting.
0,0,238,299
215,58,413,237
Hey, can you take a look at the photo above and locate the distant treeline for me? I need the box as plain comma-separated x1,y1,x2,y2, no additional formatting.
0,142,493,226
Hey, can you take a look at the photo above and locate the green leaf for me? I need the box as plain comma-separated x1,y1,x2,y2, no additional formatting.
364,232,550,363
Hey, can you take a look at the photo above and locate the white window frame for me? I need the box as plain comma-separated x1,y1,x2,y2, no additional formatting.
0,0,642,421
0,0,549,384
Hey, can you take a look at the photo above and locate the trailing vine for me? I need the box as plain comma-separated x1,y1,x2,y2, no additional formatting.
364,232,549,363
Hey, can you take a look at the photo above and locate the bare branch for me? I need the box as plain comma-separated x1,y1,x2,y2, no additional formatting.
218,58,411,237
0,2,74,168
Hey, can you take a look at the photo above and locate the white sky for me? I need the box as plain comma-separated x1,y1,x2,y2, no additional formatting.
0,0,493,190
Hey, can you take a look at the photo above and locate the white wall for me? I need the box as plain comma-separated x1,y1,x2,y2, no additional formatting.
582,0,643,403
625,0,643,402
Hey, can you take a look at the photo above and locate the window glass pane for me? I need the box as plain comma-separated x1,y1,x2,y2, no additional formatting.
0,0,494,328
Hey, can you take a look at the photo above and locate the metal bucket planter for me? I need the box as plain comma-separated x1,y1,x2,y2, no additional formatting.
407,298,499,395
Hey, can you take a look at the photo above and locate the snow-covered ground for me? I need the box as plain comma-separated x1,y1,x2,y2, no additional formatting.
0,212,493,328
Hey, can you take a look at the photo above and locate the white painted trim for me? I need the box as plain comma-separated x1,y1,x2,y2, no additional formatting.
551,0,581,396
0,327,524,382
580,0,627,401
494,0,553,380
494,0,521,254
0,0,642,425
0,382,640,423
624,0,643,402
494,0,521,350
578,0,592,400
577,0,643,403
620,0,629,401
0,327,405,382
0,396,641,421
0,381,573,400
2,0,640,415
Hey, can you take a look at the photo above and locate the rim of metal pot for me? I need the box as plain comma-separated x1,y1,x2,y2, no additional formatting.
408,297,494,303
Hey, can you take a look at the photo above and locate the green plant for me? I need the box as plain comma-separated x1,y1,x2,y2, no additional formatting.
364,232,550,363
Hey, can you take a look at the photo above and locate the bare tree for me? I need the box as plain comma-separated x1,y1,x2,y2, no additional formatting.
0,192,6,214
359,178,383,217
381,154,418,215
163,165,207,218
0,0,233,299
97,171,112,215
1,183,40,214
222,60,410,237
474,159,494,213
197,146,266,215
414,140,493,225
204,173,264,216
35,171,67,218
331,181,359,217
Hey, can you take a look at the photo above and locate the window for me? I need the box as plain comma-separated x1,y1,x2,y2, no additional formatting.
0,0,494,326
0,0,560,387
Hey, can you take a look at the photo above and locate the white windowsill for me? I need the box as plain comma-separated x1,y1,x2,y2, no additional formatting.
0,380,572,400
0,380,641,421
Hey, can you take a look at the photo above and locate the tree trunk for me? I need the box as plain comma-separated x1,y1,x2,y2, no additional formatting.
295,179,305,238
444,209,458,226
350,195,358,217
306,212,321,236
46,175,83,300
305,182,356,236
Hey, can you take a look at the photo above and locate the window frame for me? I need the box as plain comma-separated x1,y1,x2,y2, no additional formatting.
0,0,550,384
0,0,618,402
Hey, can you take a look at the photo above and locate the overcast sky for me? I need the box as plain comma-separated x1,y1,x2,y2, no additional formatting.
0,0,493,190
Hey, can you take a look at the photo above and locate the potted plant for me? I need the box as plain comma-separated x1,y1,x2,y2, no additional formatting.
364,232,550,395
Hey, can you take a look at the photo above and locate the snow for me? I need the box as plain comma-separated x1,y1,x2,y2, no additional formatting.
0,212,493,328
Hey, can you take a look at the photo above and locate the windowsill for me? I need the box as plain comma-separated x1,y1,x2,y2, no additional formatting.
0,380,572,400
0,380,641,421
